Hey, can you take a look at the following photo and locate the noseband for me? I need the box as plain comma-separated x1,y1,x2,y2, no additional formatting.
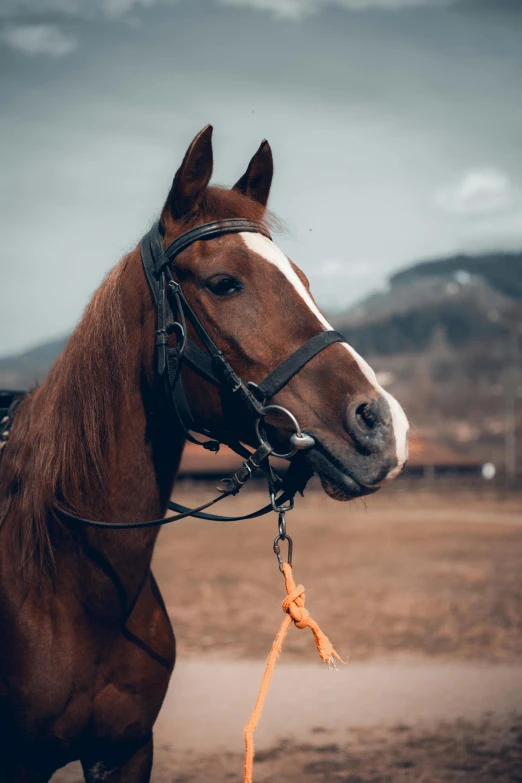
3,219,346,529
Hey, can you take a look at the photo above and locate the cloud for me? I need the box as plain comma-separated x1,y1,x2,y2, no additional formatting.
0,23,77,56
0,0,454,56
0,1,84,18
0,0,174,20
433,167,518,216
0,0,454,23
100,0,171,17
216,0,452,19
0,0,178,55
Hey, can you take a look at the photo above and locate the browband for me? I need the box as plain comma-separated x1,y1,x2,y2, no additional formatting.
153,219,271,277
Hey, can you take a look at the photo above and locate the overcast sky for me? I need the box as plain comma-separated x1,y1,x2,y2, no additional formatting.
0,0,521,356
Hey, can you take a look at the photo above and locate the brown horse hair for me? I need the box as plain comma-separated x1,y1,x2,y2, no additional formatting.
0,256,132,577
162,186,281,233
0,186,278,578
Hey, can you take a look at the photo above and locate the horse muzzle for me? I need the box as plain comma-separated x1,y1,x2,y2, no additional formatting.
301,392,409,501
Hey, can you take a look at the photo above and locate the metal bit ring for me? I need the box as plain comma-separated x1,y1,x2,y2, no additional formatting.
256,404,309,459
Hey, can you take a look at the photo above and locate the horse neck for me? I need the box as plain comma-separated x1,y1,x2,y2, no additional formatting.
2,247,184,590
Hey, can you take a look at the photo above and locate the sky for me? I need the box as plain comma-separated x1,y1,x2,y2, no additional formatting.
0,0,521,356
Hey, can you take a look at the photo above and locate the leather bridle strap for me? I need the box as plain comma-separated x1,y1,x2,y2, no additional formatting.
254,330,346,401
172,331,347,400
49,218,346,529
56,487,292,529
143,220,269,447
55,454,313,529
139,218,348,523
160,218,272,272
54,448,313,528
145,219,347,407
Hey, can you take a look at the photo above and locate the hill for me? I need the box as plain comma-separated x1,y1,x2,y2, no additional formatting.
0,336,68,390
336,252,522,355
391,251,522,300
333,251,522,466
1,250,521,468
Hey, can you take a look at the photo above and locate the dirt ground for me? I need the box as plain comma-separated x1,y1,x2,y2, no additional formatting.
53,486,522,782
154,715,522,783
153,484,522,663
56,714,522,783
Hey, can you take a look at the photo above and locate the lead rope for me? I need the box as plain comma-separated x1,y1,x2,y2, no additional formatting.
243,512,345,783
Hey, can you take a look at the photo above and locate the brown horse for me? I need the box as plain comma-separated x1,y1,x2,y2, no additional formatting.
0,125,408,782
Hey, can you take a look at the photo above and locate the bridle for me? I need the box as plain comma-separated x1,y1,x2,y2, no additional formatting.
142,218,345,456
3,219,346,530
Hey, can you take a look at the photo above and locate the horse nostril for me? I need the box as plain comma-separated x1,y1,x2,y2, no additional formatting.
355,402,379,431
344,396,391,450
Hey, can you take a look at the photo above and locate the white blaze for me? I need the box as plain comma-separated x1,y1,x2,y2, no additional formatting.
240,232,409,478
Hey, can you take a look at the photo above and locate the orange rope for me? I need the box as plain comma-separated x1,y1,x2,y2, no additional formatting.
243,562,345,783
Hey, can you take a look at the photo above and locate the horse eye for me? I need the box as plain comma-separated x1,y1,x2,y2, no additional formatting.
206,275,244,296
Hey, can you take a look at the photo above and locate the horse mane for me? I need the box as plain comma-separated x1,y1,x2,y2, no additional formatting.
0,254,133,573
0,186,278,574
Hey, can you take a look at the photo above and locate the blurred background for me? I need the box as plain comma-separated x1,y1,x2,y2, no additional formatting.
1,0,522,781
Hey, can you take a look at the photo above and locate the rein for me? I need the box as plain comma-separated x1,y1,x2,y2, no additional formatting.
1,219,346,529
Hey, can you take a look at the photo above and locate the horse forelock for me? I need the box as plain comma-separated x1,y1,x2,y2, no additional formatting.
162,185,280,237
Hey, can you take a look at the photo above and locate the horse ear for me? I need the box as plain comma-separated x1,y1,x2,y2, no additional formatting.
233,140,273,207
165,125,213,219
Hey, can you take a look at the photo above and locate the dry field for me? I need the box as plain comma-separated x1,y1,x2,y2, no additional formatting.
154,715,522,783
55,485,522,783
153,484,522,663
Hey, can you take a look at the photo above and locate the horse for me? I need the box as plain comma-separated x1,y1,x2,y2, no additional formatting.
0,125,408,782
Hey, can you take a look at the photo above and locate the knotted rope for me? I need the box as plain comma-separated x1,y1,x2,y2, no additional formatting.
243,562,344,783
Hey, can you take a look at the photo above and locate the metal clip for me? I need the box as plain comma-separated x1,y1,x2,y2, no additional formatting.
278,511,286,538
168,280,182,295
273,533,293,573
270,492,294,514
273,510,293,572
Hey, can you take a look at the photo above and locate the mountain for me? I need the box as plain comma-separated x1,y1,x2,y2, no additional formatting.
333,251,522,465
1,250,521,466
392,251,522,300
336,252,522,355
0,336,68,389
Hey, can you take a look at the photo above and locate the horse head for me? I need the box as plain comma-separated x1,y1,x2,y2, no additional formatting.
158,125,409,500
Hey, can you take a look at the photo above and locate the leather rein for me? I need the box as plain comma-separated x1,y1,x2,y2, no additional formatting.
2,219,346,529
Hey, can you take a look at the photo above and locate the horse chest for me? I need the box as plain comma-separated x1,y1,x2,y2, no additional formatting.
0,562,173,740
